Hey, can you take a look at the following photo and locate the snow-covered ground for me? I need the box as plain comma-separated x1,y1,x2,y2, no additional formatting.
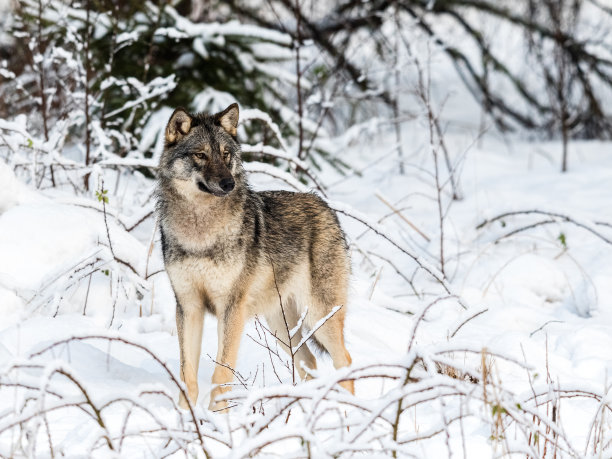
0,122,611,457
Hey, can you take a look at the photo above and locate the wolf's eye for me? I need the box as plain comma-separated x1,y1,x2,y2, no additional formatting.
193,152,206,160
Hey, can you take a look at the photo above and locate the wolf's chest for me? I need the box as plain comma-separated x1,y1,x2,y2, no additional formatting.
166,254,245,312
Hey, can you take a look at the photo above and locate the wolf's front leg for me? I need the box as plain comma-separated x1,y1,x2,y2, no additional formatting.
176,299,204,410
209,306,245,411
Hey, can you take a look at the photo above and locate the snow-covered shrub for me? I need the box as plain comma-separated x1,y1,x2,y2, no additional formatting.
0,0,341,186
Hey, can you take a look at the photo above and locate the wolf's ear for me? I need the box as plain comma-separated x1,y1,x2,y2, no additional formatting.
215,103,239,137
165,108,192,143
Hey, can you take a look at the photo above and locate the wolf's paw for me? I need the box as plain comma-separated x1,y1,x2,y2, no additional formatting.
340,379,355,395
209,386,232,412
178,391,196,410
178,396,189,410
208,398,229,412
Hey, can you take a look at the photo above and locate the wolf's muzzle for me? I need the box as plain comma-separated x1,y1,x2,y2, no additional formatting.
197,178,234,196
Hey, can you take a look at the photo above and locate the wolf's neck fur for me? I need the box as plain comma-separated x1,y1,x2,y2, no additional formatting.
159,178,247,254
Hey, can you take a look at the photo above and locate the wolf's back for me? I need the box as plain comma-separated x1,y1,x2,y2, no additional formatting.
251,190,349,290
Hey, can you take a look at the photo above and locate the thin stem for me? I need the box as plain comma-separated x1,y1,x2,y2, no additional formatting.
295,0,305,160
83,0,92,190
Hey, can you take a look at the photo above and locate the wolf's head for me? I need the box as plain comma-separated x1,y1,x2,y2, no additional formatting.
159,103,243,198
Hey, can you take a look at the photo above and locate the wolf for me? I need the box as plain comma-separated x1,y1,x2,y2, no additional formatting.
156,103,354,410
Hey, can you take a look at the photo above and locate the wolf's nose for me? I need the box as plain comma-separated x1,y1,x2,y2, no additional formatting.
219,178,235,193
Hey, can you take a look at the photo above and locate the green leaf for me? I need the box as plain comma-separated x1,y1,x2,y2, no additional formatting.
312,64,329,79
558,232,567,248
27,138,33,148
96,189,110,204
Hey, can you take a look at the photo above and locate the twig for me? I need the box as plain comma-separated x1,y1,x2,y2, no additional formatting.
374,192,430,242
477,209,612,245
330,204,465,308
292,306,342,355
100,180,115,258
529,320,564,338
145,217,158,279
206,354,249,390
266,252,295,384
28,335,211,456
126,210,154,232
367,251,421,299
82,273,93,316
495,219,557,242
450,307,489,338
408,296,453,352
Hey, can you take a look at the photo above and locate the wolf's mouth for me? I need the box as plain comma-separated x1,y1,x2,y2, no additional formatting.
197,180,229,197
197,180,212,194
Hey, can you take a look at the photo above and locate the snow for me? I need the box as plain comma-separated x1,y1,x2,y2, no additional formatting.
192,87,237,114
138,106,174,162
2,7,612,450
0,161,41,213
162,6,292,46
102,75,177,121
240,110,290,153
1,131,611,456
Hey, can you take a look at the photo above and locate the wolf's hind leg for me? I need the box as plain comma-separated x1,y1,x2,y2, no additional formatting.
264,303,317,382
176,301,204,409
310,304,354,394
